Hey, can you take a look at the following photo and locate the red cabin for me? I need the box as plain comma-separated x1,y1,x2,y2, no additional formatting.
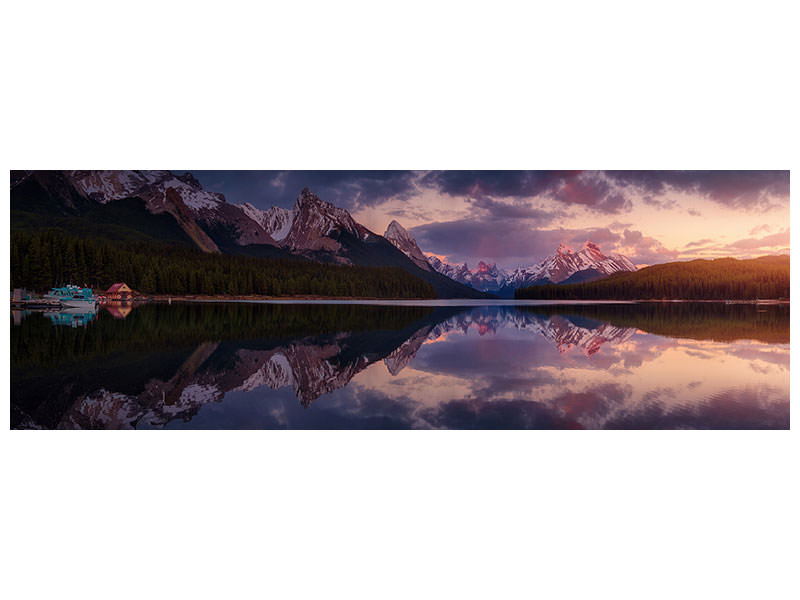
105,282,133,302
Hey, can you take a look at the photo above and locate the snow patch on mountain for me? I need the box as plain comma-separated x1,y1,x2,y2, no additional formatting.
429,241,636,293
507,241,636,288
240,203,294,241
69,170,224,211
427,257,509,292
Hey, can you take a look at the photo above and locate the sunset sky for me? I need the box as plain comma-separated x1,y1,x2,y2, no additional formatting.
194,170,789,270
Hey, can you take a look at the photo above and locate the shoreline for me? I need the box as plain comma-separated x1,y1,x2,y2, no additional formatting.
126,295,789,305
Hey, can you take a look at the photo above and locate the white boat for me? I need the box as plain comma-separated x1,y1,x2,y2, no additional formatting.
44,285,99,309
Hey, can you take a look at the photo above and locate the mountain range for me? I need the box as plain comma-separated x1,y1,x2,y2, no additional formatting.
10,170,485,298
10,170,637,297
383,219,637,296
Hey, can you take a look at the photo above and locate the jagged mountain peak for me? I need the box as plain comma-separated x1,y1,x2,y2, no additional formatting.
384,219,433,271
281,187,364,251
294,187,346,214
385,219,407,236
384,219,414,243
175,172,203,189
295,186,321,206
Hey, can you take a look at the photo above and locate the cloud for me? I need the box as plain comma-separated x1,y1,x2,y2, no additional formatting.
419,170,572,199
411,218,679,268
198,170,789,222
410,219,564,265
468,195,564,222
749,223,772,236
642,195,678,210
620,228,680,264
195,170,420,210
420,170,633,214
604,170,789,211
608,221,633,230
727,230,790,250
551,172,632,214
420,170,788,215
687,208,702,217
685,238,714,248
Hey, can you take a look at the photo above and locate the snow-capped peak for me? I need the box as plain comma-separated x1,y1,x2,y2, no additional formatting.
508,241,637,286
239,202,295,242
428,241,637,293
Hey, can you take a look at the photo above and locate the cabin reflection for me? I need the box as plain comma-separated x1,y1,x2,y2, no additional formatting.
104,304,133,319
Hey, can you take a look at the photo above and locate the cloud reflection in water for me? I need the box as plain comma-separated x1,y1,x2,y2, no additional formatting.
10,303,789,429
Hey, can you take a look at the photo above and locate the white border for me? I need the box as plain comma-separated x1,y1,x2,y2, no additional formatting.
2,2,797,599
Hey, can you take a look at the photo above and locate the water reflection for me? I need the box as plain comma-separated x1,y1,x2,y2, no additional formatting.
10,302,789,429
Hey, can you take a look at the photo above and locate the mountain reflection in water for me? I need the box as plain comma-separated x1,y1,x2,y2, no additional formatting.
10,302,789,429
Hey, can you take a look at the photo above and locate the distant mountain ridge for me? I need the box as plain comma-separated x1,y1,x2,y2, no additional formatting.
382,224,638,296
426,257,510,293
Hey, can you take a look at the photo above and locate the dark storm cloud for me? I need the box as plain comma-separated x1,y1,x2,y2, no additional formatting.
604,170,789,211
193,170,787,216
192,170,418,210
421,170,633,214
424,170,789,214
468,196,564,221
549,172,632,214
419,170,573,199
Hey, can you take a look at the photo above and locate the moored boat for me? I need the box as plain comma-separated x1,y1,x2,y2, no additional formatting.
44,285,99,309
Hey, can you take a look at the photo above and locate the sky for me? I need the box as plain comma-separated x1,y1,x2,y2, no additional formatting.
193,170,790,270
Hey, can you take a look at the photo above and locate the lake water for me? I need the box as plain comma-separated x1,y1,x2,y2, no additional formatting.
10,301,789,429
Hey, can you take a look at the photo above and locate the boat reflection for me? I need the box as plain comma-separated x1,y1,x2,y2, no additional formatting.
47,306,98,328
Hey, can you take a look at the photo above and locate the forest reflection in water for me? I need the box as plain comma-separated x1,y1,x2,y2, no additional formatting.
10,301,789,429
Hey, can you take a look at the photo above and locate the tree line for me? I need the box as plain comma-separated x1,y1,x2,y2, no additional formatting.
518,302,789,344
515,256,789,301
10,229,437,298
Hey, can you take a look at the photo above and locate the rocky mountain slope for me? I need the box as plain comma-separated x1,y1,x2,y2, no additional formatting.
383,220,433,271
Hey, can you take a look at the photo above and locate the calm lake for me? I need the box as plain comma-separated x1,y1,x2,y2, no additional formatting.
10,301,789,429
